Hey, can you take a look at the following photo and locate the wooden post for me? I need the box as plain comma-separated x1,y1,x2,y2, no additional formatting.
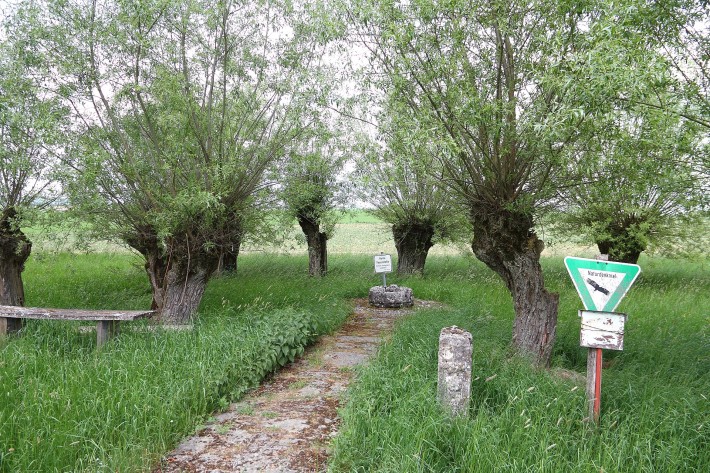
0,317,22,337
586,347,602,423
96,320,120,347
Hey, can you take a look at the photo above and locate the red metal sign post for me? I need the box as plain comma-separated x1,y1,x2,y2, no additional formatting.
580,310,626,424
585,347,603,423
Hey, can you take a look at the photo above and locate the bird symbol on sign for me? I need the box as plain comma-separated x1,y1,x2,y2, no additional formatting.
586,278,610,296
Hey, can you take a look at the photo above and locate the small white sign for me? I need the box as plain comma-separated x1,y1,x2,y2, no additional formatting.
374,254,392,274
579,310,626,351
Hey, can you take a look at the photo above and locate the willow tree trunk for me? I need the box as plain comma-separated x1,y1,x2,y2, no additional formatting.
0,208,32,306
393,222,435,275
596,237,644,264
297,216,327,277
143,254,217,325
217,240,242,274
130,231,218,325
151,262,213,324
471,209,559,367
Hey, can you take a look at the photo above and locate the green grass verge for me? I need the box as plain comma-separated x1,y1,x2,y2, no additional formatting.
0,253,375,472
329,256,710,472
1,251,707,471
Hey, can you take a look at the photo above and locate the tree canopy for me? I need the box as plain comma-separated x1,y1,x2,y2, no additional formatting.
0,2,66,305
557,101,705,263
44,0,334,322
348,0,601,365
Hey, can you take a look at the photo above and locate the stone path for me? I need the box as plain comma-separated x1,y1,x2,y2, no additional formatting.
156,299,435,472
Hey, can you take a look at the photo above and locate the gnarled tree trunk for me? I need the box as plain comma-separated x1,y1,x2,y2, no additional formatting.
392,221,435,275
471,207,559,367
152,261,214,324
216,218,243,274
297,216,327,277
127,228,219,325
0,208,32,306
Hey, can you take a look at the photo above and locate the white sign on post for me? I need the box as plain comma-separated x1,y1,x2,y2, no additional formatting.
564,256,640,424
579,310,626,351
373,254,392,274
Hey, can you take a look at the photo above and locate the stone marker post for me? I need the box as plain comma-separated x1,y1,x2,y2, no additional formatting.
437,326,473,417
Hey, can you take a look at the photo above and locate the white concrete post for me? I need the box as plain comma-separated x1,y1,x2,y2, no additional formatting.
437,326,473,416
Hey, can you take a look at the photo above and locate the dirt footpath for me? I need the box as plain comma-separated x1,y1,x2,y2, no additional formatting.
157,299,435,473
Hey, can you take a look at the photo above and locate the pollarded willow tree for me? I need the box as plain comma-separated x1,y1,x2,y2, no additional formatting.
350,0,598,365
280,138,346,277
549,0,709,263
558,104,704,264
358,110,469,275
45,0,332,323
0,4,65,306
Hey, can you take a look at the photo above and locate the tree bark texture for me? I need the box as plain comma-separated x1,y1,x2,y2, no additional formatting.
297,216,327,277
127,228,219,325
216,218,243,274
0,208,32,306
154,261,213,324
470,207,559,367
392,222,435,275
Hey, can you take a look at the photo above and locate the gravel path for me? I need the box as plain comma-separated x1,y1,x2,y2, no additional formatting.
156,299,433,472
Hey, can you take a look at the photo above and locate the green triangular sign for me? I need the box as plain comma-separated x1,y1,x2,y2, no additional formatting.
564,257,641,312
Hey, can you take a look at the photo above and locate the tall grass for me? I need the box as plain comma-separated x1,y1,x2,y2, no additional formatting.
0,253,374,472
330,256,710,472
1,249,707,471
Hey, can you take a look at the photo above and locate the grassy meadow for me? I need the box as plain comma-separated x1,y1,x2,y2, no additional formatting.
0,216,708,472
330,256,710,472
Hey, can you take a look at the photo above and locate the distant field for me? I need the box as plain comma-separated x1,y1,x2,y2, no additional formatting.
243,219,599,258
21,210,637,259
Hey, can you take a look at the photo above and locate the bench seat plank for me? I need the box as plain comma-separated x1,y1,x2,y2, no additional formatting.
0,306,155,321
0,306,156,347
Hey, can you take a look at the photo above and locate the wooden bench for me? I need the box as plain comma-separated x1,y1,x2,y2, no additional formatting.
0,306,156,347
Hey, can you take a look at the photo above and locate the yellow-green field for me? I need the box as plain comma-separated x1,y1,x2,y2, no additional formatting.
23,211,638,260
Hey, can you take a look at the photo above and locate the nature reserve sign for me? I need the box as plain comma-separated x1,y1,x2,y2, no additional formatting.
564,257,641,312
565,256,641,424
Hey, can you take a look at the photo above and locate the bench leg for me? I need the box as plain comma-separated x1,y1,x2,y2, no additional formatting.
0,317,23,338
96,320,120,347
